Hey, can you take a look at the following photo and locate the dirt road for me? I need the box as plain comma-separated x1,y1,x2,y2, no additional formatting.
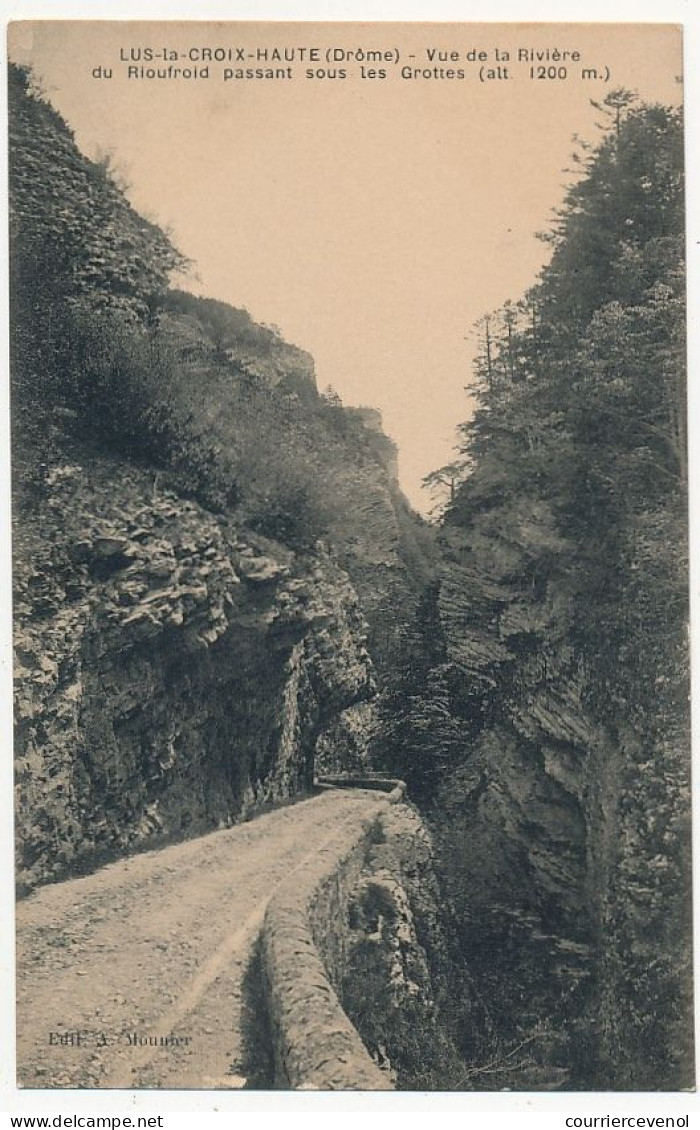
15,788,377,1090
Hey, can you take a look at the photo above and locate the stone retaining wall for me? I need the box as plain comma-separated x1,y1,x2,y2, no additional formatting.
260,779,405,1090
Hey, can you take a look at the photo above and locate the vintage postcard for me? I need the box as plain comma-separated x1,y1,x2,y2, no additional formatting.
6,20,692,1095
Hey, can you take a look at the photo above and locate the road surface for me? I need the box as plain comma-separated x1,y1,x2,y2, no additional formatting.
15,788,376,1090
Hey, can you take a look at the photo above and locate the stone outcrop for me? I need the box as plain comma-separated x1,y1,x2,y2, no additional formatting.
340,800,469,1089
315,702,378,775
344,407,399,480
9,57,460,1093
158,293,318,399
14,454,374,892
9,64,184,320
260,779,468,1091
426,549,598,1061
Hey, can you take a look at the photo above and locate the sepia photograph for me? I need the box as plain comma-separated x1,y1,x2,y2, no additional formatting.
5,18,692,1097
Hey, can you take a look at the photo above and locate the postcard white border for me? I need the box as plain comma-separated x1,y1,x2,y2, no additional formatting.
1,2,698,1126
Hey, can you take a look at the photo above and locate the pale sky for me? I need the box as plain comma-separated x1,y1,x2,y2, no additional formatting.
9,21,682,511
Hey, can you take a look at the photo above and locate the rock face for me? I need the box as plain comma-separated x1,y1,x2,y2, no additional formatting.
431,728,593,1085
9,65,184,320
315,702,378,776
9,59,433,901
158,293,318,399
421,510,692,1089
260,785,469,1091
9,57,461,1093
14,455,374,891
421,548,601,1080
344,407,399,481
340,802,469,1089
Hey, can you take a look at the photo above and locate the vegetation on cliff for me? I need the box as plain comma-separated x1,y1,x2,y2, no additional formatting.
378,92,690,1089
10,62,425,561
10,59,434,901
10,55,690,1093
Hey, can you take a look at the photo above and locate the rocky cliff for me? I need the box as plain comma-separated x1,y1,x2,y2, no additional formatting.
10,59,433,915
340,800,472,1088
11,58,472,1092
261,782,469,1090
389,96,692,1090
8,64,185,321
13,450,377,892
424,508,691,1089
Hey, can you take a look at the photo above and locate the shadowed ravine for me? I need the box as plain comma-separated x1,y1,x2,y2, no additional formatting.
10,59,692,1093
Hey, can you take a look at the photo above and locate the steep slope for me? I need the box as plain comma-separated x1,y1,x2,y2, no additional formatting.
380,97,691,1090
8,64,185,321
10,61,436,908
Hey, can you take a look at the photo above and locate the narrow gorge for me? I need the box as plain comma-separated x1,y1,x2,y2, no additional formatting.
10,61,691,1092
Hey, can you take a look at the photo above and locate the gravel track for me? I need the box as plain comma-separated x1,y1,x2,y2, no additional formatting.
16,789,376,1090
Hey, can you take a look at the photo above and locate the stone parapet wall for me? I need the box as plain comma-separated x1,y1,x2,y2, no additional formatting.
260,779,405,1090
